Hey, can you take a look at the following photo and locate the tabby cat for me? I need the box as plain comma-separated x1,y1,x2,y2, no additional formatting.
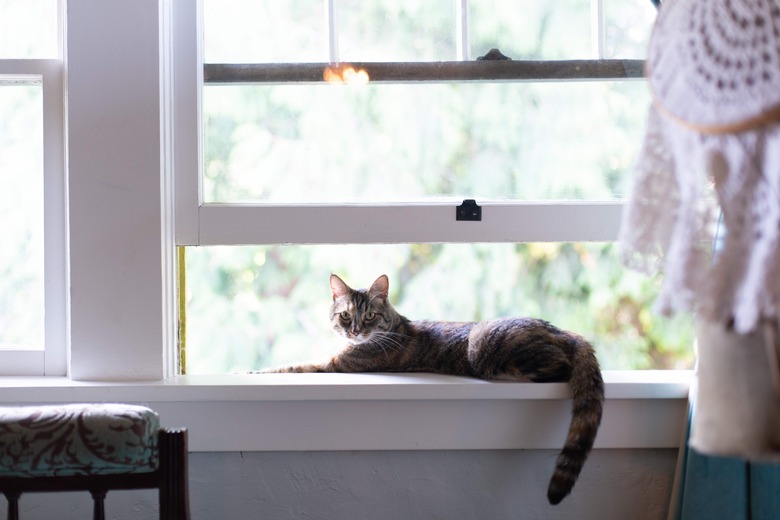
262,274,605,505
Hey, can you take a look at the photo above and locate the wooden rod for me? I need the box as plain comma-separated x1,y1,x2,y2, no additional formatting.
204,59,645,84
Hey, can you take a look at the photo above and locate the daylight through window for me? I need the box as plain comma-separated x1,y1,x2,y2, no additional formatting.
180,0,694,374
0,0,65,375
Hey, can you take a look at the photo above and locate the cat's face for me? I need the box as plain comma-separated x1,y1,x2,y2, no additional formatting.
330,274,393,345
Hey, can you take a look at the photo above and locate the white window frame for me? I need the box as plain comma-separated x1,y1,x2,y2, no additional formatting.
65,0,176,380
0,1,67,376
174,0,638,247
0,0,692,457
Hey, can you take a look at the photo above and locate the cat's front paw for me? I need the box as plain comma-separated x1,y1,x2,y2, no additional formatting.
248,367,283,374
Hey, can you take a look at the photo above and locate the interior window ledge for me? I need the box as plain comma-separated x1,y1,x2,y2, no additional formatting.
0,371,692,452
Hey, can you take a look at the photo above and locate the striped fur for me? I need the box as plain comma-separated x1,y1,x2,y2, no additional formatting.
263,274,605,504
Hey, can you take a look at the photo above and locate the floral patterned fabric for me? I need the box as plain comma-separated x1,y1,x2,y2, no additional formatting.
0,403,160,477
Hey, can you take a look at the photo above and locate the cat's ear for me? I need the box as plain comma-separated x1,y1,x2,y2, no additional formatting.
330,274,351,300
369,274,389,300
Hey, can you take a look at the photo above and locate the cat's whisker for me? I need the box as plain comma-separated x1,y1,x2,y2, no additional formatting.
369,331,409,352
365,336,399,356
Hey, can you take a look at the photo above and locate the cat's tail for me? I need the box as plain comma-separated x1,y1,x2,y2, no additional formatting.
547,344,605,505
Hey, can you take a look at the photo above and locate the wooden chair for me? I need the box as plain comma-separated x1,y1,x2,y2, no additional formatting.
0,404,190,520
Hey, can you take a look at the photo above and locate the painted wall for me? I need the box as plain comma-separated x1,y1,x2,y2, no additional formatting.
10,448,677,520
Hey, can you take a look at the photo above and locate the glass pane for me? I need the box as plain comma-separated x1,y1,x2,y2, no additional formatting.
203,0,326,63
184,243,695,374
0,83,44,349
0,0,58,59
469,0,591,60
337,0,456,61
603,0,657,59
203,81,649,203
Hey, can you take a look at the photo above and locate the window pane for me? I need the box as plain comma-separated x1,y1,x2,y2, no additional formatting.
0,83,44,349
203,81,648,203
0,0,58,59
469,0,591,60
203,0,327,63
184,243,695,374
203,0,598,63
337,0,456,61
603,0,657,59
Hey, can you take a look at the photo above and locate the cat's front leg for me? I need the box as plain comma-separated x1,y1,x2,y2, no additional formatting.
254,355,352,373
253,350,368,374
254,363,328,373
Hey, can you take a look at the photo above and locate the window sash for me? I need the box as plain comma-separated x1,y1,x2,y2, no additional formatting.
0,59,67,376
50,0,676,380
196,202,623,245
177,0,646,247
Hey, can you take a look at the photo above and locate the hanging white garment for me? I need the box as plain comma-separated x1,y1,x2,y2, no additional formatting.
619,0,780,334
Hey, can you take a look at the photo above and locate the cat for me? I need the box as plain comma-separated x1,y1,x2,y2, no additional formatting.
262,273,605,505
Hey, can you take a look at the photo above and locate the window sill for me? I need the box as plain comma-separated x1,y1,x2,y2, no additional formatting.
0,370,692,452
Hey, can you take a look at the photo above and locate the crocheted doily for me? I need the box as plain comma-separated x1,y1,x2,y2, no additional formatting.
620,0,780,334
647,0,780,133
620,108,780,334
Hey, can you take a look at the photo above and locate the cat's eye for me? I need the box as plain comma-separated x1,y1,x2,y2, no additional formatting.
339,311,351,321
364,311,377,321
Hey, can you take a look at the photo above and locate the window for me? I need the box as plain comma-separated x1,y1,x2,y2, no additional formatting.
0,0,692,458
176,0,694,374
0,0,66,375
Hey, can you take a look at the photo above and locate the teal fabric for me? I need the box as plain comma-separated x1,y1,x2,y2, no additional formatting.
750,463,780,519
0,403,159,477
678,450,748,519
672,402,780,520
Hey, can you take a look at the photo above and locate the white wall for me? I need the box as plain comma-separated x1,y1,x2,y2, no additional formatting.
9,449,677,520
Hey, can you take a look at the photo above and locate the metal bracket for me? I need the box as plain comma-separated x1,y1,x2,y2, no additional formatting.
456,199,482,221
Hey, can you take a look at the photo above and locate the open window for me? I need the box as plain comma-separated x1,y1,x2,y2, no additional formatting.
174,0,693,374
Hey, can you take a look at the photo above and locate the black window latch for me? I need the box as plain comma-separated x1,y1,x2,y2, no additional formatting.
456,199,482,221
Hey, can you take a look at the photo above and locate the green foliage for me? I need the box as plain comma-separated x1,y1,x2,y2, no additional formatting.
185,243,695,373
203,81,649,204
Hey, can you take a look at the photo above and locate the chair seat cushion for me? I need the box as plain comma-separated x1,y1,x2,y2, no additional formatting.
0,403,160,477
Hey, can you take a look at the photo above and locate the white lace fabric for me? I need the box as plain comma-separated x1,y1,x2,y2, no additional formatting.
620,106,780,334
647,0,780,133
619,0,780,334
